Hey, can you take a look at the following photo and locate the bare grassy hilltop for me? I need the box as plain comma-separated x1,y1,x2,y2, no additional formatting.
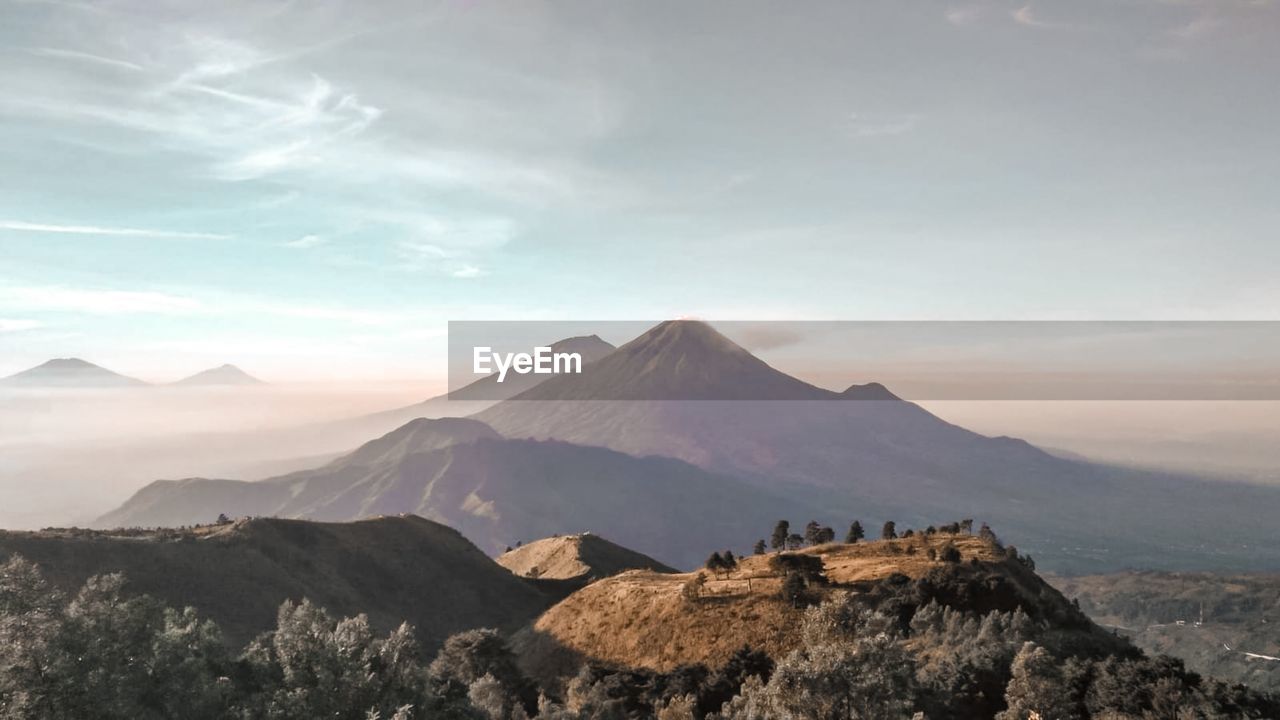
497,533,676,581
0,514,551,649
512,533,1102,683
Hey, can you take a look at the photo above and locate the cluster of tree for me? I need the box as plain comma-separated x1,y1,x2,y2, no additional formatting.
555,647,773,719
763,520,838,553
7,548,1277,719
0,554,533,719
704,551,739,579
715,588,1279,719
760,518,990,555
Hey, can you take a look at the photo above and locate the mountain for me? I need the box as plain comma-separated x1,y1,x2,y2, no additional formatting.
1,358,147,387
475,320,1280,573
0,514,550,649
512,532,1121,685
506,321,831,401
97,417,827,569
497,533,676,581
173,363,263,386
448,334,617,401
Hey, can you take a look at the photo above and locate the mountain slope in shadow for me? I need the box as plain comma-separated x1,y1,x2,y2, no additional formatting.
0,514,549,649
97,417,825,570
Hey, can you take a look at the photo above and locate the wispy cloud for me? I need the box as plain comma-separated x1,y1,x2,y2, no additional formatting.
451,265,487,279
1169,12,1223,39
2,286,205,315
848,112,921,138
282,234,325,249
945,5,987,26
0,220,231,240
0,319,44,333
1012,5,1049,28
0,285,396,325
29,47,145,72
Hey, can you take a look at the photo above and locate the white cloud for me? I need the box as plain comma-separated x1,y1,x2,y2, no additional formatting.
0,220,231,240
452,265,487,279
0,319,44,333
1012,5,1046,27
945,5,987,26
848,112,921,138
282,234,325,249
1,285,396,325
2,286,205,315
29,48,145,72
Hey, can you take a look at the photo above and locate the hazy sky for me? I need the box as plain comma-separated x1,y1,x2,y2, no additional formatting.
1,0,1278,380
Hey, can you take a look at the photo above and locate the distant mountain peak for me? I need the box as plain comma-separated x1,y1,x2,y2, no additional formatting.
508,319,834,401
2,358,146,387
840,381,900,401
174,364,263,386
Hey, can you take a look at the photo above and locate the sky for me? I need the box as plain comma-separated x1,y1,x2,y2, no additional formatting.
1,0,1278,381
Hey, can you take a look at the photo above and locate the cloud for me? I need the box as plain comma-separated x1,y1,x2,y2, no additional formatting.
282,234,325,249
29,48,145,72
1,285,396,325
945,5,987,26
1012,5,1048,27
451,265,487,279
848,112,921,138
1169,13,1223,39
2,286,205,315
0,319,44,333
0,220,231,240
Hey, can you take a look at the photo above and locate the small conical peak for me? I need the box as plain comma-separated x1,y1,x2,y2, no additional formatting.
173,364,263,385
507,319,835,401
3,357,145,386
840,382,900,401
548,334,616,361
39,357,99,370
622,319,749,360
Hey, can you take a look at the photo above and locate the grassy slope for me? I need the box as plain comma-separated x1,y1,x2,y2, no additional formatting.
0,514,552,649
513,534,1091,683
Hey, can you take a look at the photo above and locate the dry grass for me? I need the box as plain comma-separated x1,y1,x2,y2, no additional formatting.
513,534,1006,679
496,533,676,581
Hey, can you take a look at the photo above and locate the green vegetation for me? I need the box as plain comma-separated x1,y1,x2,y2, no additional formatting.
4,521,1279,719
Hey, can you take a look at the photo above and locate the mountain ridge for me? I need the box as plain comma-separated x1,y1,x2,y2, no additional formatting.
2,358,148,387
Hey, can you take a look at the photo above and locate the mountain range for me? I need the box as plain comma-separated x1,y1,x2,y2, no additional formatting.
1,359,264,387
97,320,1280,573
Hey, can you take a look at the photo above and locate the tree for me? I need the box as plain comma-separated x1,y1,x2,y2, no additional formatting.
706,548,727,576
215,513,231,525
753,539,767,555
771,521,790,552
979,522,1000,546
845,521,865,544
706,552,726,579
780,572,807,607
804,521,822,546
722,551,738,575
997,642,1083,720
881,521,897,540
817,526,836,544
786,533,804,550
960,518,975,534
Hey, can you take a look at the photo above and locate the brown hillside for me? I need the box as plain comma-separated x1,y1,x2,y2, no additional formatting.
497,533,676,581
513,535,1085,682
0,514,552,649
